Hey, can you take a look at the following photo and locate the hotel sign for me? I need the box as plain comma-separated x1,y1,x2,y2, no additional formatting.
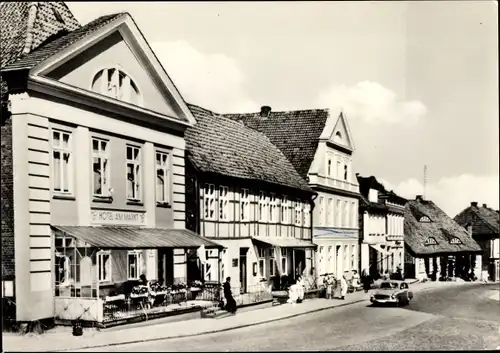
91,210,146,226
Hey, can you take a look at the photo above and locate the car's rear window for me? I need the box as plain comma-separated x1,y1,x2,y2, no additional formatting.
380,282,399,289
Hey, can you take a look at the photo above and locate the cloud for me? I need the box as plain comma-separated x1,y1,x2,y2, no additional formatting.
317,81,427,125
151,41,257,113
379,174,500,217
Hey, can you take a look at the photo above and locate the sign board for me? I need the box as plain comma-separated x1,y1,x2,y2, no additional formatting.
232,258,239,267
2,281,13,297
91,210,146,226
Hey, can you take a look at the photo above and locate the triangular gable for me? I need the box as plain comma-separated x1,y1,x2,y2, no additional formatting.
29,13,195,125
328,111,355,151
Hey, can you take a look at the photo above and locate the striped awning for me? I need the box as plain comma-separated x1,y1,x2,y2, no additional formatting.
51,225,224,249
251,236,316,249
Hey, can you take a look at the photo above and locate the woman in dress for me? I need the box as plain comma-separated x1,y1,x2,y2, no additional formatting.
339,274,348,300
362,268,372,293
223,277,237,314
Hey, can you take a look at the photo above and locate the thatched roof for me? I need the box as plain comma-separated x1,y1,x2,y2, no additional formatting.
404,196,482,257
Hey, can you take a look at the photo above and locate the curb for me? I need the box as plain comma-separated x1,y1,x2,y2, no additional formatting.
49,298,367,352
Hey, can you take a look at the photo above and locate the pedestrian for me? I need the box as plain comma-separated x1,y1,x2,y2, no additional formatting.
296,276,305,303
340,274,348,300
326,274,334,299
362,268,371,293
223,277,237,314
352,270,361,290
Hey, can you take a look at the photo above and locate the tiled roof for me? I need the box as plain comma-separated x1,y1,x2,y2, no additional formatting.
185,104,314,194
454,203,500,235
404,198,482,256
356,174,406,211
1,2,80,69
2,13,125,72
224,109,330,179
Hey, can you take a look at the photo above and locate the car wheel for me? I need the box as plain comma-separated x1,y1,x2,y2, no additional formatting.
396,298,401,307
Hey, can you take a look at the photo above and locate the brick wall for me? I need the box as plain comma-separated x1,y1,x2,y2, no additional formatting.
1,115,15,280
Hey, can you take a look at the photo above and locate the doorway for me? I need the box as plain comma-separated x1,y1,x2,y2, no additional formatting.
158,248,174,286
294,249,306,279
239,248,248,294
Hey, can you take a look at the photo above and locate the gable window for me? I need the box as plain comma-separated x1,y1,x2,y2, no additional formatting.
258,248,266,277
52,130,73,194
304,203,311,227
156,151,170,204
295,202,303,226
335,131,342,143
219,186,229,221
259,192,268,222
281,196,290,224
240,189,250,221
204,184,216,220
97,251,111,283
269,194,278,223
269,248,276,277
127,250,143,280
92,68,141,106
92,138,110,197
126,145,142,201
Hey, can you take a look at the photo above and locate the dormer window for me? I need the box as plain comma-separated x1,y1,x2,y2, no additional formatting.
419,216,432,223
450,238,462,245
424,237,438,246
91,68,141,106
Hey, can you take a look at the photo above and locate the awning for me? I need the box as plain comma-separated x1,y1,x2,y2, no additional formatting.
369,244,389,255
252,236,317,249
52,225,224,249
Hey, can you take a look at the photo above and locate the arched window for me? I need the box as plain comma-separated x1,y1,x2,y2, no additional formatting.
91,68,141,106
334,131,343,143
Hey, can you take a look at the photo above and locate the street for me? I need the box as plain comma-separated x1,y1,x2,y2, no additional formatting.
77,283,500,351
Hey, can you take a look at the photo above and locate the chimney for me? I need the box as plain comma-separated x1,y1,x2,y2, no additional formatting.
260,106,271,118
471,202,478,207
482,203,487,208
416,195,423,201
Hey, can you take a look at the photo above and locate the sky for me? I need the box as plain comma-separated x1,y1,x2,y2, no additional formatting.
66,1,499,217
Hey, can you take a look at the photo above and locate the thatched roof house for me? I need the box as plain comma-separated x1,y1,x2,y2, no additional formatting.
404,196,482,257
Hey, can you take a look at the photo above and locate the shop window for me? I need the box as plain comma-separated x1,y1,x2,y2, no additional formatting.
219,186,229,221
240,188,250,221
92,138,110,197
52,129,73,194
204,184,216,220
127,250,143,280
258,248,266,277
269,248,276,276
126,145,142,201
281,248,287,274
156,151,171,204
97,251,111,283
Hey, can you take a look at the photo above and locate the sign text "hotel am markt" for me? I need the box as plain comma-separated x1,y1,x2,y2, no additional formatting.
91,210,146,226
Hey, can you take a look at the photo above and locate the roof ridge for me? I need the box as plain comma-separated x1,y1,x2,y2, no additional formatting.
223,107,330,116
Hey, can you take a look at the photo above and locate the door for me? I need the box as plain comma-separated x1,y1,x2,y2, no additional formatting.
294,249,306,279
239,248,248,294
158,248,174,286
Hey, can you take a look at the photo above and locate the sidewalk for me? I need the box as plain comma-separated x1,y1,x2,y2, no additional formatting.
2,280,473,352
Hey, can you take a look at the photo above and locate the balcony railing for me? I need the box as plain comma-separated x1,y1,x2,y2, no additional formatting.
308,174,359,193
386,234,404,242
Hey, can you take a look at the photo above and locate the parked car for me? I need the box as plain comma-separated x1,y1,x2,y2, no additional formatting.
370,280,413,306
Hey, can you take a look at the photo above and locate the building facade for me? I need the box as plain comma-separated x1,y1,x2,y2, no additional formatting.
454,202,500,282
1,3,219,326
226,107,361,281
185,105,317,295
357,175,406,278
404,196,482,281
